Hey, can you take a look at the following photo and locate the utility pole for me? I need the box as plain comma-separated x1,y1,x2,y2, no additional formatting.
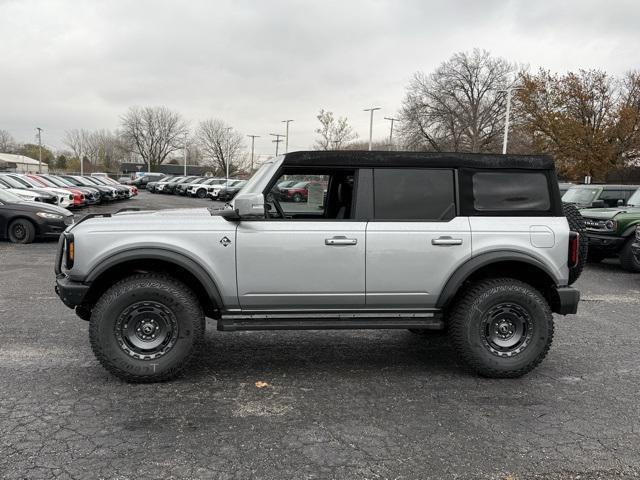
225,127,233,187
384,117,399,151
281,119,294,153
270,133,285,156
498,87,522,154
247,135,260,173
363,107,381,151
183,133,188,176
36,127,43,173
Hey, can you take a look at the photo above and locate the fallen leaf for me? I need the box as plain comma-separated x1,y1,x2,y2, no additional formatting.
255,381,269,389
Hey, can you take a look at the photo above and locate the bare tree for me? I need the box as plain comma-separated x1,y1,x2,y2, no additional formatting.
399,49,520,152
63,129,91,163
196,119,245,176
0,129,15,153
120,106,189,169
314,109,358,150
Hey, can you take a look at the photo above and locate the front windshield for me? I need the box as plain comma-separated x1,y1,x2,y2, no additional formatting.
0,188,23,203
45,176,71,187
627,189,640,207
562,187,600,204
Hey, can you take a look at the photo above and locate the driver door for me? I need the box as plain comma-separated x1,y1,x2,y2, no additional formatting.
235,170,366,310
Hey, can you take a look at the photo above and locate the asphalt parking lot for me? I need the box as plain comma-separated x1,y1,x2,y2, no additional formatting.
1,192,639,479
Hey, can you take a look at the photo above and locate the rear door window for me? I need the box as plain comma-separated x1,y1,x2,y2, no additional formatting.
473,172,550,211
373,169,456,221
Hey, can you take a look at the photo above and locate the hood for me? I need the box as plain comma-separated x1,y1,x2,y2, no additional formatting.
10,200,72,216
580,207,634,220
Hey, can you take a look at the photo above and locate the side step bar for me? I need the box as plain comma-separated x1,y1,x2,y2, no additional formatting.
217,311,444,331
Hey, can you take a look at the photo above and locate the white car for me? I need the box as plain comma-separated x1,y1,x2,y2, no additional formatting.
187,178,227,198
0,174,74,208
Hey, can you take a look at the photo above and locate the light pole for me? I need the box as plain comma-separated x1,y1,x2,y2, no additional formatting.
363,107,381,151
247,135,260,173
282,119,293,153
270,133,285,156
183,134,188,176
384,117,398,151
498,87,522,154
36,127,43,173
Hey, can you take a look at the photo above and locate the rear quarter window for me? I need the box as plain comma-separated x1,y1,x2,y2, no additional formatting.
472,172,550,211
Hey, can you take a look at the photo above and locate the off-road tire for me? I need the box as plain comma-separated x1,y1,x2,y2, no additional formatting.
448,278,554,378
563,203,587,284
89,273,205,383
8,218,36,244
620,237,640,273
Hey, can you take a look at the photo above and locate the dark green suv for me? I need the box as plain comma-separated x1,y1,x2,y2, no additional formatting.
580,188,640,271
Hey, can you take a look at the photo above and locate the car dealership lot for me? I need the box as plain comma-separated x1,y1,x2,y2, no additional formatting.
1,192,639,479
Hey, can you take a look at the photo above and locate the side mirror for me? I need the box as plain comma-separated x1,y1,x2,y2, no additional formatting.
592,199,606,208
233,192,265,218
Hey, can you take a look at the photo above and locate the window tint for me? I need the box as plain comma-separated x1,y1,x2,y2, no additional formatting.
473,172,550,211
374,169,455,221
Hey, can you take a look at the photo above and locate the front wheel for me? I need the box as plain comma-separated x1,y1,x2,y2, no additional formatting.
89,273,205,382
620,237,640,272
8,218,36,244
448,278,554,378
196,188,207,199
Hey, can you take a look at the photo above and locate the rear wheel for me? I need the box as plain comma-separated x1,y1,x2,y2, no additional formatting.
8,219,36,244
292,193,303,203
563,203,587,284
89,273,205,382
448,278,554,378
620,237,640,272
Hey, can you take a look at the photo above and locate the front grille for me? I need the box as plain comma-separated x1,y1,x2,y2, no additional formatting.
584,219,606,231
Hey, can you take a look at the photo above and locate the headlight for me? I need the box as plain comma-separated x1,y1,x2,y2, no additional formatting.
36,212,64,220
605,220,617,231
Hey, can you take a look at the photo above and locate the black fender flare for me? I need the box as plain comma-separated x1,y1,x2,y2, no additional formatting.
83,247,224,309
435,251,561,308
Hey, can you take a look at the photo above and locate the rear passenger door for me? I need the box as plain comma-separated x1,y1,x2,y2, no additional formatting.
365,168,471,308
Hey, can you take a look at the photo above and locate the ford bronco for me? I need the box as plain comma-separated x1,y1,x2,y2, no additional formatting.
54,151,584,382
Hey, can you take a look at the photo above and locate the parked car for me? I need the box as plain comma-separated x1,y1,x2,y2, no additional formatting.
558,182,573,196
55,151,583,382
147,176,175,193
216,180,248,202
632,225,640,264
95,176,138,197
164,176,199,194
37,175,101,205
563,184,640,209
0,178,57,204
131,173,166,189
187,178,226,198
175,177,207,196
154,176,186,193
0,174,77,208
278,180,325,202
580,187,640,271
84,176,129,199
26,174,87,207
0,188,73,243
208,179,243,200
59,175,117,202
117,176,132,184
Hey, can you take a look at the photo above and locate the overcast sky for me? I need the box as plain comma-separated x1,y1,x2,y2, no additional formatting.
1,0,639,159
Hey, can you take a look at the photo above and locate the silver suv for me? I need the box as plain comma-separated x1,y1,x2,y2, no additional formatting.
54,151,584,382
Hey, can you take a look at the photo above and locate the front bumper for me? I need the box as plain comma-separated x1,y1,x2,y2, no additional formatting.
586,233,625,253
554,287,580,315
55,275,89,309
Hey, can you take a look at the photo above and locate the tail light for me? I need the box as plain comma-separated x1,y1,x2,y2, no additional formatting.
568,232,580,268
65,234,75,269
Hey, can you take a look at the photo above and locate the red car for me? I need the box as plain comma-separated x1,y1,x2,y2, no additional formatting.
279,181,323,202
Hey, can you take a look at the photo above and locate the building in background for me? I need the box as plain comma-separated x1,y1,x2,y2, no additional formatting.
0,153,49,174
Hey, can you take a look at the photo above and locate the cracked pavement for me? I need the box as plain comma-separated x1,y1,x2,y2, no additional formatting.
1,192,639,479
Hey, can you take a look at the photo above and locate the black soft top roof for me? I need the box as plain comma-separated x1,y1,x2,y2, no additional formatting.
283,150,554,170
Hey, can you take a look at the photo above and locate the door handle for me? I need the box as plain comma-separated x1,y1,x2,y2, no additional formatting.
325,236,358,246
431,236,463,246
